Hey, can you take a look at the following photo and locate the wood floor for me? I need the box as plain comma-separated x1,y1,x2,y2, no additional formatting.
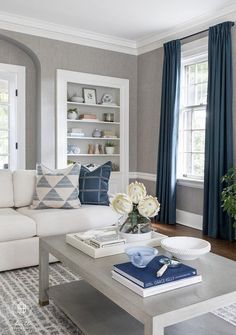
152,222,236,261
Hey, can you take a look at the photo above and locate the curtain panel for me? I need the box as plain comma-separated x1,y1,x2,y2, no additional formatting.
156,40,181,224
203,21,234,240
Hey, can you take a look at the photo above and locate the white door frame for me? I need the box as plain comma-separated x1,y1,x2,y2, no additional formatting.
0,63,25,169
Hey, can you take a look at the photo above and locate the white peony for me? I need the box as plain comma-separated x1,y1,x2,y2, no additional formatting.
110,193,133,215
138,196,160,218
127,181,147,204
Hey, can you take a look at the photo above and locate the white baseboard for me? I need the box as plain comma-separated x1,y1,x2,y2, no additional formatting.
176,209,203,230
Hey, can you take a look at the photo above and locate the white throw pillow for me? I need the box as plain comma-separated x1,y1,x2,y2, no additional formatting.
13,170,36,207
0,170,14,208
31,164,81,209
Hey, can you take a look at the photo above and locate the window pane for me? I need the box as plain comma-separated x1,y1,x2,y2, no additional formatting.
196,62,208,83
0,155,8,169
183,109,192,130
183,130,192,152
186,84,195,106
192,131,205,152
196,83,208,105
0,79,9,103
0,105,9,129
0,130,9,155
192,109,206,129
183,153,192,176
186,64,196,85
192,153,204,176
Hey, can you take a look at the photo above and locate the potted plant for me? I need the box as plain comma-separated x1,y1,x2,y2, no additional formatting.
221,167,236,228
110,182,160,242
105,142,115,155
67,108,78,120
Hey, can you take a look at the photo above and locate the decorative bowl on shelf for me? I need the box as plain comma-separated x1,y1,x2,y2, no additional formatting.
71,96,84,103
125,246,158,268
161,236,211,260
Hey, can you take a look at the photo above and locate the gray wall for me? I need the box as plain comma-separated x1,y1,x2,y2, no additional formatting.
0,29,138,171
0,38,37,169
137,28,236,215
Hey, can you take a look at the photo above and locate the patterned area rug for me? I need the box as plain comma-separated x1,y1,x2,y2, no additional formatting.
0,263,235,335
0,264,82,334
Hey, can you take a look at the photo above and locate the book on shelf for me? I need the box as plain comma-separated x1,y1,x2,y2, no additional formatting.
79,114,97,119
67,132,85,137
112,270,202,297
113,256,198,288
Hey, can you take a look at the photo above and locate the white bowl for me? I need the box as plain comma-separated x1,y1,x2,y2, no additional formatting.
71,96,84,103
161,236,211,260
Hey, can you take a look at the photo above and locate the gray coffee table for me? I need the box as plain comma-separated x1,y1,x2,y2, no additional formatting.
39,235,236,335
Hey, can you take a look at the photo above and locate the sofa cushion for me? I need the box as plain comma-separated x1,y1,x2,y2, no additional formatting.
0,208,36,242
31,163,81,209
17,205,120,237
79,161,112,205
0,170,14,208
13,170,36,207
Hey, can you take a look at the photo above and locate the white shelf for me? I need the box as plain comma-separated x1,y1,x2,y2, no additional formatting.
67,154,120,157
67,101,120,109
67,136,120,140
67,119,120,125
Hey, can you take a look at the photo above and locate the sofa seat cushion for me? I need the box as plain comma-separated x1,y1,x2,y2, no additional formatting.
0,208,36,242
17,205,120,237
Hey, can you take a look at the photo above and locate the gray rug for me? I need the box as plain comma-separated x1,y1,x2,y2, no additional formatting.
0,264,235,335
0,264,82,334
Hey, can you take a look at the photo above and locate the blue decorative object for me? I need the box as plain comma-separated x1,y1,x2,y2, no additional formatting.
125,246,158,268
114,255,197,288
79,161,112,205
156,40,181,224
203,22,234,241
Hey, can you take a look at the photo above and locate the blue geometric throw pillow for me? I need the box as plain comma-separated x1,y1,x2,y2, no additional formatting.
79,161,112,205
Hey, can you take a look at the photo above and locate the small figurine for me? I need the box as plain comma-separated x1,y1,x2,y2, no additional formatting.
88,144,94,154
98,144,103,154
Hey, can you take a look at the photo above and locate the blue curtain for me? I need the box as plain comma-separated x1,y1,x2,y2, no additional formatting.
156,40,181,224
203,22,234,240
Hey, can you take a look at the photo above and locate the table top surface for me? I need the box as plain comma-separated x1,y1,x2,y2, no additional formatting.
40,235,236,320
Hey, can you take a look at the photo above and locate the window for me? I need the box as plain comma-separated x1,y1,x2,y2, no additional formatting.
178,55,208,181
0,64,25,170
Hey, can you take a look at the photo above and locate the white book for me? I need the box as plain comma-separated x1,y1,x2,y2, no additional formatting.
112,270,202,298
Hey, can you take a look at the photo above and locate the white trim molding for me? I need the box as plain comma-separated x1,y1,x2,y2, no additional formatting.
129,172,156,182
0,5,236,55
0,11,137,55
176,210,203,230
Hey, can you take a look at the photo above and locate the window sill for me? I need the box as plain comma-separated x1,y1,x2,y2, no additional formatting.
177,178,204,189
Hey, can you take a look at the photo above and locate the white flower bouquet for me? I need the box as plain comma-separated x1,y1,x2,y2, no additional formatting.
110,181,160,234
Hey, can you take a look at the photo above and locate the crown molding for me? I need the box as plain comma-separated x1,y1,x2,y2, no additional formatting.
0,11,138,55
0,4,236,56
136,4,236,55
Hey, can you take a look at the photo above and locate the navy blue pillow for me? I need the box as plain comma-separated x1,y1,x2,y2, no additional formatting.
79,161,112,205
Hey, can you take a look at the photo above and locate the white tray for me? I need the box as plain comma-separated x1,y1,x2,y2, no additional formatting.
66,231,167,258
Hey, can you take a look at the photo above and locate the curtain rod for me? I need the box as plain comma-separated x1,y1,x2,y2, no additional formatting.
180,22,235,41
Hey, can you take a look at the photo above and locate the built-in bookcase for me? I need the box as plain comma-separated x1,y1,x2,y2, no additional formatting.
56,70,129,193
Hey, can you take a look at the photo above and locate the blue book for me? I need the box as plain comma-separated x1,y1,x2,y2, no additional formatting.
114,256,197,288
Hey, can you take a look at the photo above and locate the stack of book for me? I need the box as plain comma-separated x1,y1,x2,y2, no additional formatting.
112,256,202,297
79,114,98,121
102,130,117,138
68,128,85,137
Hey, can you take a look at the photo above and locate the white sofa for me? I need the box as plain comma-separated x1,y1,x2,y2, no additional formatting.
0,170,120,272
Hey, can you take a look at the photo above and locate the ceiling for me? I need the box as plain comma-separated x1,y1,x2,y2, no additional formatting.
0,0,236,54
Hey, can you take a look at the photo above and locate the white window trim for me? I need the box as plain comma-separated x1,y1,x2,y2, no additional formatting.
177,37,208,188
0,63,25,169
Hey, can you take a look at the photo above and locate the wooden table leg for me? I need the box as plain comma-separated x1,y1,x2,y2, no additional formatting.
39,240,49,306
